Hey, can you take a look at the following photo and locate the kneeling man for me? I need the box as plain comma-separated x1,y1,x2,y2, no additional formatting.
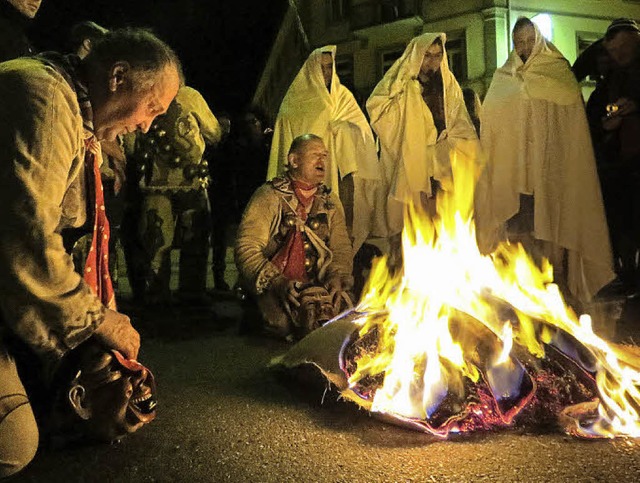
235,134,354,339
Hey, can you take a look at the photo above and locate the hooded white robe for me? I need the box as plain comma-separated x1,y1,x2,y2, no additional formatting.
475,22,615,303
366,32,480,236
268,46,386,254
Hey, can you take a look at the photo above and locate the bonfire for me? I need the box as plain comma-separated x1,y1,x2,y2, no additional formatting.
273,153,640,439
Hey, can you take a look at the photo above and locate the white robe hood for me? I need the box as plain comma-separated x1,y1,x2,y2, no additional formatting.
366,32,479,235
268,46,386,252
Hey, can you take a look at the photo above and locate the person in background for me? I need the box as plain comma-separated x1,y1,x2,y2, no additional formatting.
0,0,43,62
68,20,108,60
232,108,271,217
366,33,479,254
583,19,640,295
210,108,272,294
134,85,221,305
208,111,234,291
475,17,614,306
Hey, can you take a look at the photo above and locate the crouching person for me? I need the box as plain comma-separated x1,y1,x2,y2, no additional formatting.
0,27,181,478
235,134,354,340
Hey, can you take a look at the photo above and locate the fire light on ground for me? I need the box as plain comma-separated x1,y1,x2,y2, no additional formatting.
347,153,640,439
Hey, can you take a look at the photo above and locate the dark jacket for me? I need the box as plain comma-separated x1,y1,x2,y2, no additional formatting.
0,1,35,62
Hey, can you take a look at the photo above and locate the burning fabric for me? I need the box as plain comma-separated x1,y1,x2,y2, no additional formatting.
271,154,640,439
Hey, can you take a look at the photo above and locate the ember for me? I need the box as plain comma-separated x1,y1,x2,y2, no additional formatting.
341,153,640,439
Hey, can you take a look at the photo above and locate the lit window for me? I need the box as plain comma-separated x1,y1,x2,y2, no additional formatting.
532,13,553,41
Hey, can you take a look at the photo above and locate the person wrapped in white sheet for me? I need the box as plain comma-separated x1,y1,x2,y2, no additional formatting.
475,17,615,304
268,46,385,254
366,32,479,237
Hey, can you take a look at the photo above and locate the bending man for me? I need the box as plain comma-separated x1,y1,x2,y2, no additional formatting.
0,28,181,477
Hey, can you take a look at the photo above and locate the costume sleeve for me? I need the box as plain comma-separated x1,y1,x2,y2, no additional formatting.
188,88,221,146
0,65,105,359
325,193,354,285
234,185,283,294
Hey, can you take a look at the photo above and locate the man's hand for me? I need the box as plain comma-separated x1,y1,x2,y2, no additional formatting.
94,309,140,360
325,277,344,308
272,276,300,307
615,97,638,117
602,97,638,131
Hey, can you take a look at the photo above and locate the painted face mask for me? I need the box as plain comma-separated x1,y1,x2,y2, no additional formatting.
292,285,339,338
66,347,158,442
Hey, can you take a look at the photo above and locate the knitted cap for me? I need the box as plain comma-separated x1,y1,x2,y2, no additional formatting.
606,18,640,36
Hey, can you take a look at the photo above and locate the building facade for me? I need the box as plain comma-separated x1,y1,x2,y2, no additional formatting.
253,0,640,119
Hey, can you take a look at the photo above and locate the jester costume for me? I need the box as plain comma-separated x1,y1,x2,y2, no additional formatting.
235,176,353,337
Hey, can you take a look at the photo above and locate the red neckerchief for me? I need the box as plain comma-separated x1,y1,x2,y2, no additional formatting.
40,53,116,309
270,178,319,282
83,138,116,310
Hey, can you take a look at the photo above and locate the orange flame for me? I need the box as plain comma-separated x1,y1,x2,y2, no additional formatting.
349,152,640,438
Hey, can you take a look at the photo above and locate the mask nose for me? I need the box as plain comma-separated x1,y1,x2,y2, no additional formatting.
140,121,152,133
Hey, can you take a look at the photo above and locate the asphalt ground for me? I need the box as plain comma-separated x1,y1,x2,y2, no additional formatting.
10,287,640,482
12,247,640,482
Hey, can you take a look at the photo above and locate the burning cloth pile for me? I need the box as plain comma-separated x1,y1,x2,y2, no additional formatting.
271,155,640,439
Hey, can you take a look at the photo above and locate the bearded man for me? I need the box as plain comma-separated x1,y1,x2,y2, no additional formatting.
0,28,181,478
366,33,479,239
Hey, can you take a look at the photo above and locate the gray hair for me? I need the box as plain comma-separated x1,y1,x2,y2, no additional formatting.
287,133,323,156
285,134,324,172
85,27,184,92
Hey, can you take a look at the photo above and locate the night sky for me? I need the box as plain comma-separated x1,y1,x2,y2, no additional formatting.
30,0,288,115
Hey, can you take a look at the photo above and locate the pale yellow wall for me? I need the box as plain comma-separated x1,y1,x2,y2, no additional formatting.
346,17,423,91
510,0,640,20
423,12,486,82
422,0,485,18
255,0,640,115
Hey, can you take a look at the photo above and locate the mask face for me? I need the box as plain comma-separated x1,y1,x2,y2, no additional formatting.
68,349,157,442
295,286,337,336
